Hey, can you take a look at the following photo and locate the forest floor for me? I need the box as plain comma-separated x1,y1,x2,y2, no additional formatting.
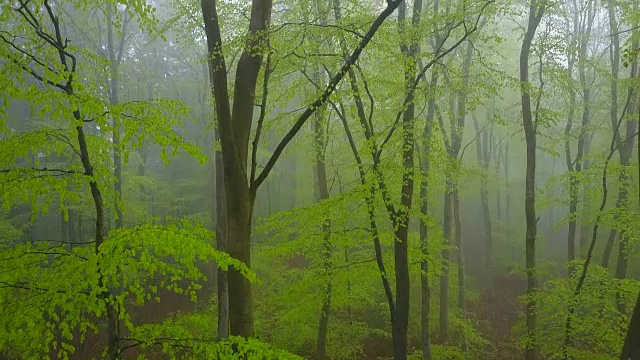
67,271,526,360
469,273,527,360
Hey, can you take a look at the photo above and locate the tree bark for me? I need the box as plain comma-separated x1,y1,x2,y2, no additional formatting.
440,190,452,343
565,0,595,267
474,115,493,298
391,2,420,358
602,229,617,268
313,63,332,360
613,42,638,312
203,0,404,339
519,2,545,359
106,4,127,229
453,189,467,351
620,290,640,360
419,69,436,360
202,0,272,337
215,129,229,339
494,132,502,224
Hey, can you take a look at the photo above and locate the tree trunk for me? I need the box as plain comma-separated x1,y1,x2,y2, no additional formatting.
494,133,502,224
202,0,272,338
614,44,638,312
620,290,640,360
520,3,545,359
440,190,452,343
61,207,68,243
314,69,332,360
106,4,125,229
391,2,420,358
567,172,578,265
201,35,229,340
453,189,467,351
579,134,592,254
504,142,510,220
215,131,229,339
615,10,639,308
602,229,617,268
474,115,493,298
203,0,403,340
419,69,436,360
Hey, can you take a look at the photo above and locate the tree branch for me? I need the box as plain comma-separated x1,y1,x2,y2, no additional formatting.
252,0,405,192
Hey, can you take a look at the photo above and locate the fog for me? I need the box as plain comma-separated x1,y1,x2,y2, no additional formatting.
1,0,639,359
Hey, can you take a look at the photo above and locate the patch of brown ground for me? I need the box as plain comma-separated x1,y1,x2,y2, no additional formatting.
469,274,526,360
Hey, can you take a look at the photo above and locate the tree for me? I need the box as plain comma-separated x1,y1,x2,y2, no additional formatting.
621,290,640,360
563,0,595,267
201,0,405,338
0,1,253,358
519,1,546,359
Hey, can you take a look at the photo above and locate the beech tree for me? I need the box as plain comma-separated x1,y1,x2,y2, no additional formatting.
519,1,546,359
201,0,406,338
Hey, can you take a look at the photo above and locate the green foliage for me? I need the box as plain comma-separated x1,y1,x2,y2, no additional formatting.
127,304,301,359
0,219,252,359
516,265,640,360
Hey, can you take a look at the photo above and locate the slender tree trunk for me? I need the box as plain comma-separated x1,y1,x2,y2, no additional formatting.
35,11,121,357
453,189,467,351
548,157,556,257
578,134,592,254
106,4,125,229
494,134,502,224
564,1,578,266
570,0,595,266
602,229,618,268
440,38,474,345
61,207,68,243
602,0,621,272
215,128,229,339
391,2,420,358
504,142,510,219
202,41,229,340
520,3,545,359
419,70,436,360
440,190,452,343
314,73,332,360
614,46,638,311
290,156,297,209
474,115,493,298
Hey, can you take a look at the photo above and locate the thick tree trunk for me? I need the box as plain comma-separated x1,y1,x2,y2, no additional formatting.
202,0,272,338
520,3,545,360
620,290,640,360
204,0,403,341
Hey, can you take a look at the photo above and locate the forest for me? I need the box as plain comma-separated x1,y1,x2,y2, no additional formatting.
1,0,640,359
